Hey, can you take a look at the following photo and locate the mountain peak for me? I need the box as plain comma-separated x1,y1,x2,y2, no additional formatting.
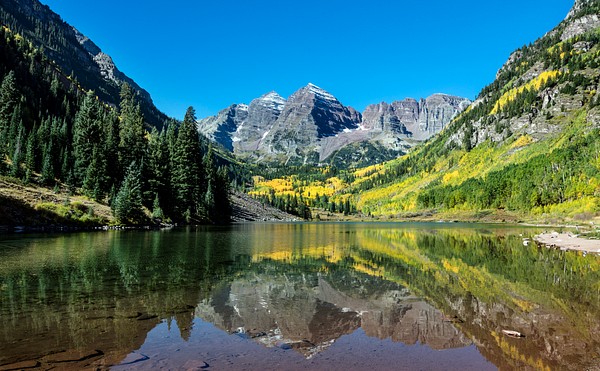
301,83,337,102
259,91,285,102
255,91,286,111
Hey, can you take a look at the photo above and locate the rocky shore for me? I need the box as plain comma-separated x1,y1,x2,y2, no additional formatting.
534,232,600,254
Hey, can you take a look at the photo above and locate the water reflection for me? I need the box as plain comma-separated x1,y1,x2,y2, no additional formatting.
196,270,471,358
0,224,599,370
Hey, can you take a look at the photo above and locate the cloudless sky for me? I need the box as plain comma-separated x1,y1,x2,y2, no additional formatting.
41,0,573,119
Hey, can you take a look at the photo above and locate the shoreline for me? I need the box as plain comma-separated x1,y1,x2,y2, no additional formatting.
534,232,600,254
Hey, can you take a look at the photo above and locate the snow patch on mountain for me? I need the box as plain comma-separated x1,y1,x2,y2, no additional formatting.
307,83,337,102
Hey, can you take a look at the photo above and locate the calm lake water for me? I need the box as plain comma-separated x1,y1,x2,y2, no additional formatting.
0,223,599,370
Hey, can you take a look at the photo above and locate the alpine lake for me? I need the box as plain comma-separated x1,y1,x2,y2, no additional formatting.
1,222,599,370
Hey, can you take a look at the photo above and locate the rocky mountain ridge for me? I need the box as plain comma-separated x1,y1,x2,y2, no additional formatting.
198,83,470,167
0,0,168,128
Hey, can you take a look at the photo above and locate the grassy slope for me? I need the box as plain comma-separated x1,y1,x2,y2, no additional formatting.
0,177,112,228
353,109,600,222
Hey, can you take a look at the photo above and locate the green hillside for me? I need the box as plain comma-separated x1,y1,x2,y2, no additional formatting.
245,1,600,224
339,2,600,223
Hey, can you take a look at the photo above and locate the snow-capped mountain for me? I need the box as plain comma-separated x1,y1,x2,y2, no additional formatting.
198,83,471,167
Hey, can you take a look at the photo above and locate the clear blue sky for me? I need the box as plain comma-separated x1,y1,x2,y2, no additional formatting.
42,0,573,119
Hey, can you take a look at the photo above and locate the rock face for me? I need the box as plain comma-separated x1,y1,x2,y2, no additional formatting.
561,14,600,40
235,92,285,152
261,83,362,163
198,104,249,151
0,0,167,128
561,0,600,40
566,0,596,19
362,94,471,141
198,83,470,166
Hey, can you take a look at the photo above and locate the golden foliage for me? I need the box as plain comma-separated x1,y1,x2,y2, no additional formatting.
490,70,560,115
511,135,534,149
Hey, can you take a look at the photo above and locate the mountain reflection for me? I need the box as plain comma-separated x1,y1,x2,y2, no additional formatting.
195,269,470,358
0,224,599,370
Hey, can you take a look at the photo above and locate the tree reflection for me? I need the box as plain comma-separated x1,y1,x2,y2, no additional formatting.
0,224,598,370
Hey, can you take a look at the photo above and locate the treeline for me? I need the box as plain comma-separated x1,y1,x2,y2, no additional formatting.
0,26,231,224
253,191,312,219
310,193,356,215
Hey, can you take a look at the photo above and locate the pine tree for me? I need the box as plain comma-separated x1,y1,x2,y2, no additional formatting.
82,148,103,199
7,103,23,156
40,140,55,186
24,131,36,179
73,90,102,185
147,127,169,206
172,107,203,218
113,161,145,224
118,83,146,170
0,71,19,150
151,193,164,220
204,180,215,221
463,123,474,152
213,167,232,223
103,110,121,190
10,126,25,179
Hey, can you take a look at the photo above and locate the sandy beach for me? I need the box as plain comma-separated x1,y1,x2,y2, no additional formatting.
534,232,600,254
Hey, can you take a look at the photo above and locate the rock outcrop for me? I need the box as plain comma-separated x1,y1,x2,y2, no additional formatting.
362,94,471,141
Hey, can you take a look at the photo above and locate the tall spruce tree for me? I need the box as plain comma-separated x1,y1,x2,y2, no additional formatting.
202,145,231,223
40,139,55,186
0,71,18,152
113,161,145,224
10,126,25,179
147,127,169,209
73,90,102,185
172,106,203,218
118,83,146,170
103,110,121,190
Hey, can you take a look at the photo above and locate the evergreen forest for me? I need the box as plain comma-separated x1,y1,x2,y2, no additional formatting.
0,26,231,225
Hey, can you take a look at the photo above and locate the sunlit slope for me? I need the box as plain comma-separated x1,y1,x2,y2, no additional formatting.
247,3,600,222
343,8,600,220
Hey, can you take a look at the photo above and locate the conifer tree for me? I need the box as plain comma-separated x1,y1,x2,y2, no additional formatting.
147,127,169,208
0,71,18,150
213,167,232,223
24,131,36,180
10,126,24,179
7,103,23,156
118,83,146,169
40,140,55,186
103,110,121,189
73,90,102,184
202,145,231,223
151,193,164,220
113,161,145,224
172,106,202,218
82,148,105,199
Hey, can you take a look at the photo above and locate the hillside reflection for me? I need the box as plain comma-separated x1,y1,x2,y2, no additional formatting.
0,224,599,370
